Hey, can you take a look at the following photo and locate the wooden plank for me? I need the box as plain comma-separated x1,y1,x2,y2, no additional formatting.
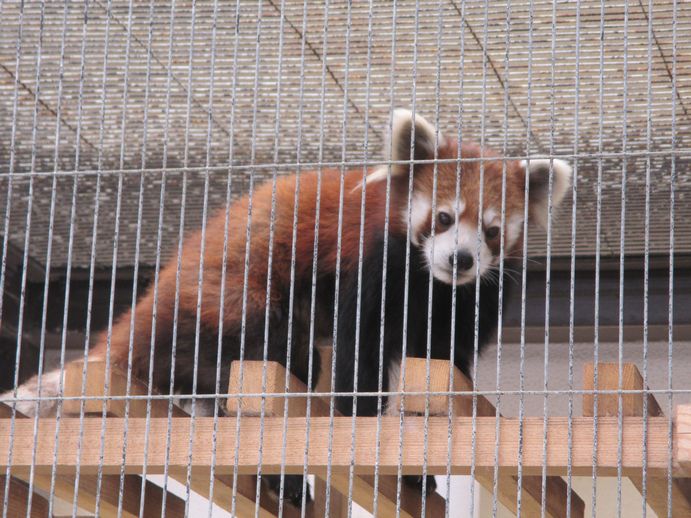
0,476,50,518
63,359,186,417
583,362,662,418
228,360,447,518
0,416,677,476
313,476,348,518
315,347,447,516
395,358,584,518
62,360,275,518
2,400,184,518
675,406,691,474
30,472,187,518
586,363,691,517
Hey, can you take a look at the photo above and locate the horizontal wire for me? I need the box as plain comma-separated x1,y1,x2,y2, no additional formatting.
2,387,690,404
0,148,688,180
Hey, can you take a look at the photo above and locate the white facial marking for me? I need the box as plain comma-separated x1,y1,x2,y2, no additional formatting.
423,221,492,285
505,214,525,248
407,192,431,246
483,208,498,227
483,209,524,249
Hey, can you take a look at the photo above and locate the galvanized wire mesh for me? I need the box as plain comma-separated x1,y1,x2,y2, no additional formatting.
0,1,688,517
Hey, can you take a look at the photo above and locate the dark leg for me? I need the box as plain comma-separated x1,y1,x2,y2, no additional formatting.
263,475,312,508
263,347,321,508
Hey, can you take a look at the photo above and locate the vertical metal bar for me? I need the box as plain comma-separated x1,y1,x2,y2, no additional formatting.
541,0,560,513
617,2,631,515
226,3,245,516
350,0,375,515
667,2,679,516
591,0,607,514
74,1,112,515
317,0,337,514
184,0,220,511
641,0,655,513
314,0,335,512
98,1,136,515
30,0,69,440
276,1,309,515
14,2,46,514
154,2,178,515
373,2,399,516
256,0,288,515
445,0,467,514
209,1,242,516
162,0,199,511
494,0,511,511
233,0,263,513
420,1,445,513
516,0,535,514
44,1,91,516
472,0,490,515
567,2,583,517
1,3,27,517
129,1,159,515
396,0,422,515
332,2,354,513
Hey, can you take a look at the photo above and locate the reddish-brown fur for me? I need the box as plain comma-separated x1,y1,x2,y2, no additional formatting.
90,139,529,385
411,141,527,255
90,168,407,378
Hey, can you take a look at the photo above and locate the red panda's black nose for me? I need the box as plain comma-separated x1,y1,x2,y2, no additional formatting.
449,251,474,272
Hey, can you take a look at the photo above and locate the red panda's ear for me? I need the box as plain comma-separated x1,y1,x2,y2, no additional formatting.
522,158,572,229
364,109,441,185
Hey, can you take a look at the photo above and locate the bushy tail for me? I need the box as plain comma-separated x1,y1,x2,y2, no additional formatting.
0,368,62,417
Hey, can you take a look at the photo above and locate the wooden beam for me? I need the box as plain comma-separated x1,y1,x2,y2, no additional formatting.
62,359,275,518
0,415,676,476
63,359,186,417
32,472,187,518
585,362,691,517
227,360,447,517
313,477,348,518
2,399,185,518
675,406,691,475
0,476,50,518
583,362,662,418
394,357,584,518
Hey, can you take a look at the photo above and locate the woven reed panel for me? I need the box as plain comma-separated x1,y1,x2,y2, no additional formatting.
0,1,688,268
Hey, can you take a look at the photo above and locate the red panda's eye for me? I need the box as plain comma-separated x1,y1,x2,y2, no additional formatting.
437,211,453,228
485,226,500,239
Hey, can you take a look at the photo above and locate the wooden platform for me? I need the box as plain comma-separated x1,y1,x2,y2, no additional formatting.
1,358,690,517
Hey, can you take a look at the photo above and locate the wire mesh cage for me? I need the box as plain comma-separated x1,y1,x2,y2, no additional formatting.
0,1,689,517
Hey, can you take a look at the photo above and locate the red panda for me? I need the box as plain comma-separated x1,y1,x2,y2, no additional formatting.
3,109,571,504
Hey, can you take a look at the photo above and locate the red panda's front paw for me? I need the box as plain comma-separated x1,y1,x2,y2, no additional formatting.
264,474,312,508
403,474,438,496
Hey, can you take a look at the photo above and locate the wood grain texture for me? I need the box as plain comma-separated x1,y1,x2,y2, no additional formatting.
228,359,446,518
313,476,349,518
2,399,185,518
63,359,186,417
586,363,691,517
55,359,304,518
0,415,676,476
395,357,584,518
0,476,50,518
62,361,273,518
675,406,691,475
583,362,662,418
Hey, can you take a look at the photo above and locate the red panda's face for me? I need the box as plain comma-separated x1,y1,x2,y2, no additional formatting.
408,149,530,285
366,109,572,286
